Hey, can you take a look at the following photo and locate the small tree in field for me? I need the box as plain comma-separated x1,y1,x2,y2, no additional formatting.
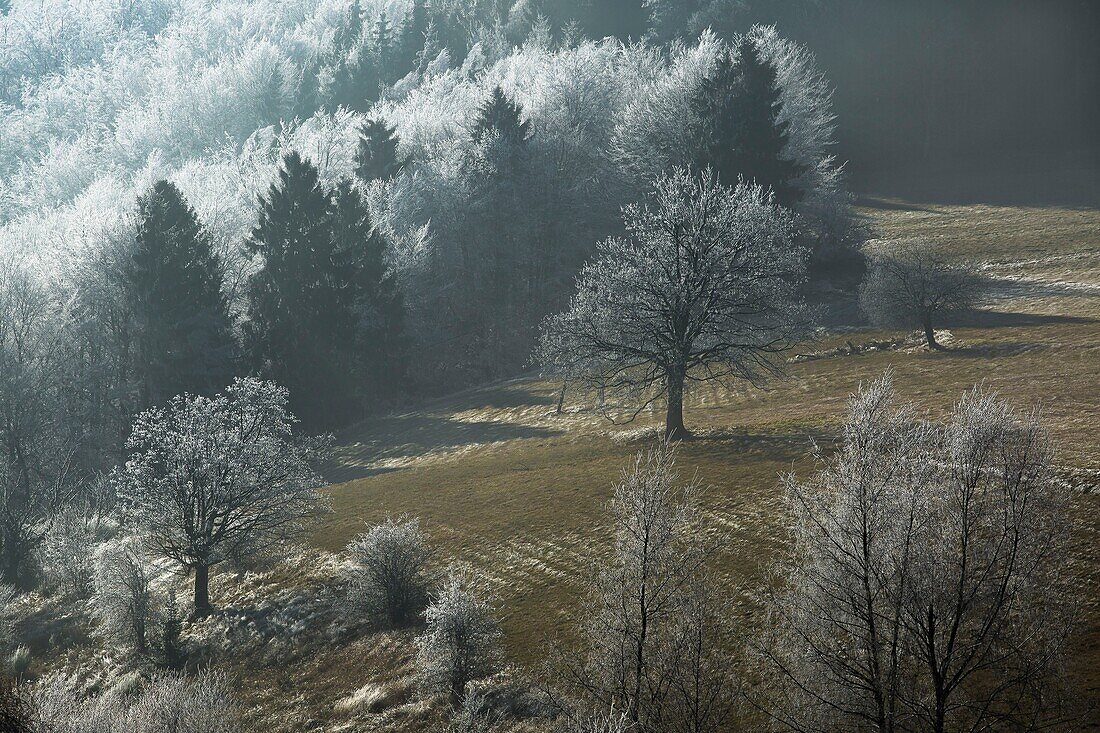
342,516,431,629
763,374,1073,733
538,169,806,439
416,567,502,707
860,241,984,350
555,442,735,733
117,378,329,617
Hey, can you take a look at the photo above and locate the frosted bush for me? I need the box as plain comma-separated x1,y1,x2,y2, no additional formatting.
31,671,237,733
342,516,431,628
93,539,155,654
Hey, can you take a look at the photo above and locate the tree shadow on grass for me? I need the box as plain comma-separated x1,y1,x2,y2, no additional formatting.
675,426,838,465
958,309,1100,329
327,414,563,483
430,382,556,412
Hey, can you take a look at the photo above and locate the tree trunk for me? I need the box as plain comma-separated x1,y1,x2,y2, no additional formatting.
449,678,465,709
665,368,689,441
193,563,211,618
0,531,20,588
923,316,941,350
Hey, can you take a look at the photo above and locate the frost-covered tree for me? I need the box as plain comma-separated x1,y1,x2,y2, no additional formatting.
343,516,431,629
38,507,111,599
693,35,806,207
538,169,806,439
417,567,502,707
0,584,16,651
127,180,235,408
116,378,328,617
93,538,154,653
0,260,79,587
355,118,404,183
554,442,735,733
764,374,1073,733
860,241,985,350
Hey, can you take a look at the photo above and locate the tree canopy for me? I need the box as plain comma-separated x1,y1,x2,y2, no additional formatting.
538,168,807,439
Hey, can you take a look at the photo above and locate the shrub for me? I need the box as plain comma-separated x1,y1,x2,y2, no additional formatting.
6,646,30,676
31,671,237,733
39,509,114,599
343,516,431,629
159,590,187,670
93,539,154,654
416,567,502,707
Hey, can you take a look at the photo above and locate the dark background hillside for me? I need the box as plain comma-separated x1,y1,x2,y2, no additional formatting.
572,0,1100,203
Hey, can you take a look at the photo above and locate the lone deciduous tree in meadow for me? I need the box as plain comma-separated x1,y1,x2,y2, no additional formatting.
860,241,984,350
116,378,329,617
538,168,806,439
763,373,1073,733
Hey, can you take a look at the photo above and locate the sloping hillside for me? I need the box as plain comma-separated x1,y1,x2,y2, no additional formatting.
25,200,1099,732
289,200,1100,729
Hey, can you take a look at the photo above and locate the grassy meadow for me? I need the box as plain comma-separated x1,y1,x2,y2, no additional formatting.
192,199,1100,731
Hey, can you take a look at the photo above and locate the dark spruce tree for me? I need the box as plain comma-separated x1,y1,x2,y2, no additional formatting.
692,36,805,207
245,152,363,428
399,0,429,71
330,180,405,400
355,117,404,182
471,86,532,146
373,11,396,85
126,180,235,408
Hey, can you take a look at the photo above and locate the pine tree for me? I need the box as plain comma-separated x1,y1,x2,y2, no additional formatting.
245,152,362,428
373,11,396,85
692,36,806,207
330,181,405,400
126,180,235,408
331,48,382,112
400,0,430,72
355,118,404,182
332,0,365,60
471,86,532,146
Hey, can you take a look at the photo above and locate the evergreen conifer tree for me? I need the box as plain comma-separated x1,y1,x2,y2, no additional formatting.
330,180,405,400
692,36,805,207
400,0,429,73
355,118,404,182
373,11,396,85
245,152,362,428
471,86,532,146
126,180,235,408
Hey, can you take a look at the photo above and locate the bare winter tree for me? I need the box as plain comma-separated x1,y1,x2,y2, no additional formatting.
859,241,985,350
416,566,502,707
554,442,736,733
93,538,154,654
0,260,80,588
538,168,807,439
762,373,1073,733
342,516,432,629
116,378,329,617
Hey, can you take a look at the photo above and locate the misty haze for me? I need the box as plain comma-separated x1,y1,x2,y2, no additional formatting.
0,0,1096,731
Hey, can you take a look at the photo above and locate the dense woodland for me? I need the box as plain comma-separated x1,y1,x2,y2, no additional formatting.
0,0,1089,731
